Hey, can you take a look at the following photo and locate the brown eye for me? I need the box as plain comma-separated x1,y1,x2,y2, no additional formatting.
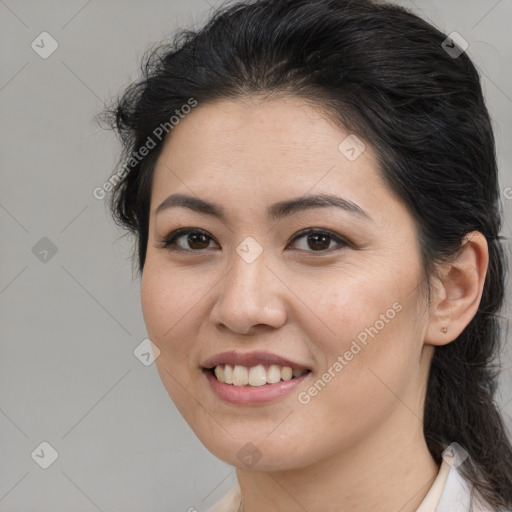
160,229,218,252
185,232,210,250
307,233,331,251
289,229,348,253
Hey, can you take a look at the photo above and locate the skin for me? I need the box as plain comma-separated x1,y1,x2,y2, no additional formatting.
140,94,488,512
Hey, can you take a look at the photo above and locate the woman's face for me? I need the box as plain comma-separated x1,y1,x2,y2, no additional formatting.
141,95,433,471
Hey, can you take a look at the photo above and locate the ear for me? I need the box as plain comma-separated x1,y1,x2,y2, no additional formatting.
424,231,489,346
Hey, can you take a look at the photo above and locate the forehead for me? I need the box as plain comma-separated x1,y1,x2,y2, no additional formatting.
150,95,385,206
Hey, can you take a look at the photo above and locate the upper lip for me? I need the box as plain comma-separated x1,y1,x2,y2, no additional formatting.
201,351,311,371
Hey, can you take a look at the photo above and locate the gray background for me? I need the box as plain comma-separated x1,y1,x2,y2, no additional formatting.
1,0,511,510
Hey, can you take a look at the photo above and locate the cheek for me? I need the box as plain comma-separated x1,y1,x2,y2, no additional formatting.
140,264,206,422
302,265,425,401
302,270,405,347
140,265,197,371
141,261,201,337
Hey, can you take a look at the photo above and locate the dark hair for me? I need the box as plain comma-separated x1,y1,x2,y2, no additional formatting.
101,0,512,508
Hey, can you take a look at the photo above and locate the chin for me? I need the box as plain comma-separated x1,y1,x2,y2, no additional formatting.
197,433,316,472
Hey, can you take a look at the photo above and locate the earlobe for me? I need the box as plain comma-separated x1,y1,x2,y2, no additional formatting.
424,232,489,347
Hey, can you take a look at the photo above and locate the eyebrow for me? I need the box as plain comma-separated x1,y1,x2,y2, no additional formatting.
155,193,371,222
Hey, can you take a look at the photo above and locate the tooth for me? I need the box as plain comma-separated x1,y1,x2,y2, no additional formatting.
213,363,308,386
248,365,267,386
266,364,282,384
281,366,293,381
224,364,234,385
232,365,249,386
214,365,224,381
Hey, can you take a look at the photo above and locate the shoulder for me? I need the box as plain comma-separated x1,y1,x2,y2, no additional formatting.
203,465,511,512
436,464,510,512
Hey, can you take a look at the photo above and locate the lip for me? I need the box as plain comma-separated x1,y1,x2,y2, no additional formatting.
203,367,312,405
201,350,311,371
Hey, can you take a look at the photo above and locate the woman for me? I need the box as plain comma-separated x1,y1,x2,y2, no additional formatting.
101,0,512,510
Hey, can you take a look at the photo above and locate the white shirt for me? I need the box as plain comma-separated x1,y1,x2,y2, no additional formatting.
206,457,505,512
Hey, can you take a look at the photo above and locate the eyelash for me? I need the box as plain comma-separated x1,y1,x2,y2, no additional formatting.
158,227,350,255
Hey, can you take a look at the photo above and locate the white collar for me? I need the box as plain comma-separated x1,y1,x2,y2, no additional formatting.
433,462,495,512
416,456,452,512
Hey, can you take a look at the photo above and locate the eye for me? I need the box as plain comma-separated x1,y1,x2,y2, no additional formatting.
158,227,349,254
159,228,219,252
287,228,349,253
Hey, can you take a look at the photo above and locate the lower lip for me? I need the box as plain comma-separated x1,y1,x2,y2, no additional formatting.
203,368,311,405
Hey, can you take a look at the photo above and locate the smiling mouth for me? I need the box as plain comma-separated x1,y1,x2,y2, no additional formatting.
206,364,312,386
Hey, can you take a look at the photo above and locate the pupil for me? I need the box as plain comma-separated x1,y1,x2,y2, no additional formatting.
189,233,209,249
308,234,329,250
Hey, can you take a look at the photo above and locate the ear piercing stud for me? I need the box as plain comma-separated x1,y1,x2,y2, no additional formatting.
441,327,448,333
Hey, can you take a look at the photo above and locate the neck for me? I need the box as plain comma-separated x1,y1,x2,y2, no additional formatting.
235,412,439,512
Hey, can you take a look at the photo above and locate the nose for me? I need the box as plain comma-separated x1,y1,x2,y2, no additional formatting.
209,247,287,335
